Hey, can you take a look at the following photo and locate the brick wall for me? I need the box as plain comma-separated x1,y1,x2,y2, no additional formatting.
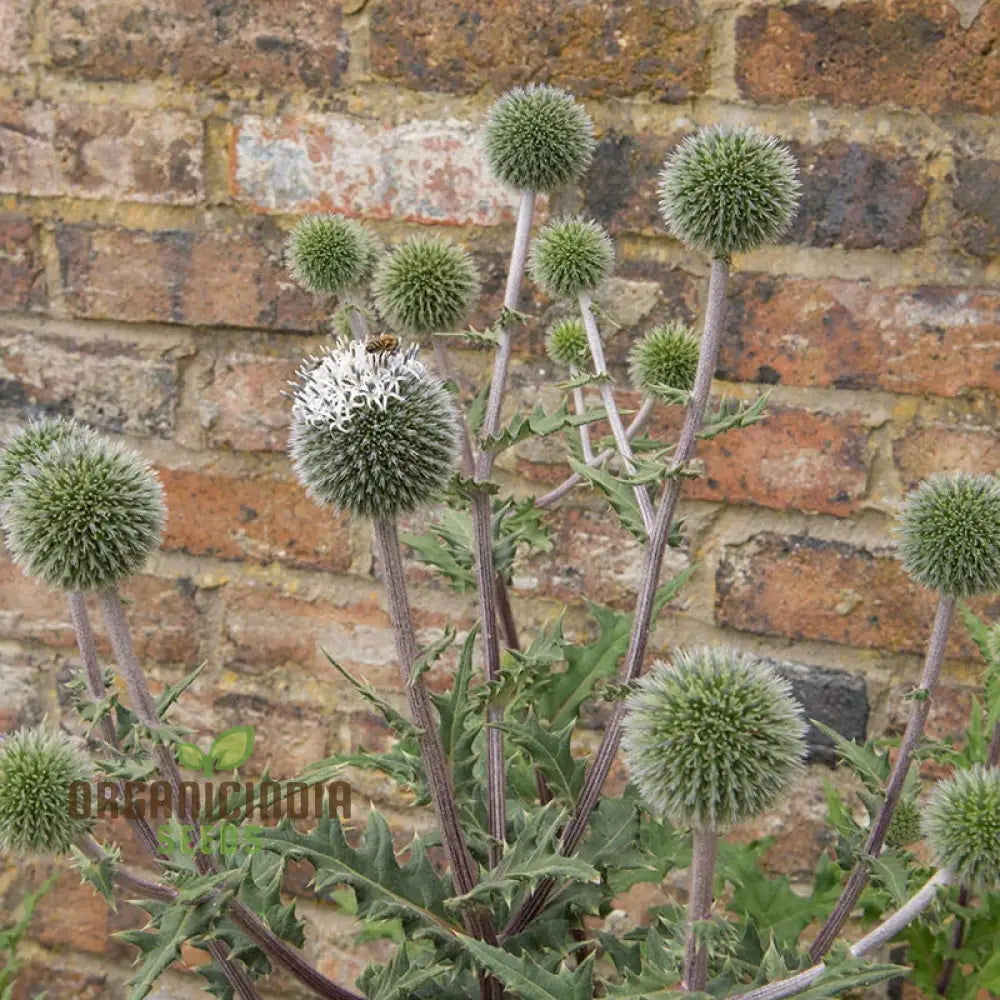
1,0,999,995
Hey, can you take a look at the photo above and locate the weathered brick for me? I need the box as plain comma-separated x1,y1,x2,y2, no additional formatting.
0,326,182,435
232,114,523,224
0,551,79,649
583,135,926,249
56,222,325,330
32,870,111,954
0,0,31,74
370,0,710,100
0,661,44,731
735,0,1000,115
718,276,1000,397
0,100,202,203
10,964,110,1000
47,0,348,91
953,155,1000,258
0,214,45,311
715,533,1000,657
894,423,1000,488
159,466,353,571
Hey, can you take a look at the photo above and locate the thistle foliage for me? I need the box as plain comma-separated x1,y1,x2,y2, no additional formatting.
628,322,701,399
529,217,614,299
544,318,591,370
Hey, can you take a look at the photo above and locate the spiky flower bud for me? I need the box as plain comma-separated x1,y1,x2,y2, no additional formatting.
289,339,460,519
0,727,92,854
285,214,381,295
622,647,807,829
628,322,701,399
886,798,923,848
3,432,165,592
529,217,614,300
373,236,480,335
658,126,800,258
897,474,1000,597
484,84,595,193
925,765,1000,890
0,416,84,504
545,318,591,369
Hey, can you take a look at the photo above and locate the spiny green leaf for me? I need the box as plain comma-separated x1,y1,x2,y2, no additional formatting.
71,843,120,909
698,392,770,441
322,650,422,739
496,715,584,807
812,720,891,794
486,402,608,453
456,935,595,1000
360,947,453,1000
156,661,208,717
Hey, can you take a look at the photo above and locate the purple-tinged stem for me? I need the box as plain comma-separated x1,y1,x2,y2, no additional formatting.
683,827,717,992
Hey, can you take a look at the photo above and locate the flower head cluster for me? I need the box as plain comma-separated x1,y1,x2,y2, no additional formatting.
529,217,614,299
658,126,800,258
0,416,83,504
897,473,1000,597
285,214,380,295
3,430,165,592
622,647,807,829
628,322,701,399
925,765,1000,890
886,798,923,848
545,318,591,370
289,339,460,519
484,84,595,192
0,727,92,854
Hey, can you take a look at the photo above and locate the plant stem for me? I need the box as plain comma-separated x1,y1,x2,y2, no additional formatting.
731,869,954,1000
577,292,653,533
683,827,717,992
434,337,477,476
809,594,957,961
535,397,656,509
502,257,731,940
568,369,595,463
342,291,370,343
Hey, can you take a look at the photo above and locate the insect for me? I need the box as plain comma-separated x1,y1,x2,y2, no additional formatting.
365,334,400,355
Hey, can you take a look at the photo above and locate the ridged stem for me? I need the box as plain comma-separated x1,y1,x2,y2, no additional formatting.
568,370,595,463
683,827,717,992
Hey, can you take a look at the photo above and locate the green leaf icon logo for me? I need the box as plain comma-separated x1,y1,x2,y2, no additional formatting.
177,742,208,773
210,725,256,773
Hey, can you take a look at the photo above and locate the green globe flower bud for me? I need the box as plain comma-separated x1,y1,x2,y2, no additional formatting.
289,339,460,519
628,322,701,400
622,647,807,829
0,727,92,854
925,765,1000,890
886,798,923,848
544,318,590,370
484,84,595,192
897,474,1000,597
3,432,166,592
0,416,84,504
373,236,480,335
285,214,381,295
658,125,800,257
529,217,614,299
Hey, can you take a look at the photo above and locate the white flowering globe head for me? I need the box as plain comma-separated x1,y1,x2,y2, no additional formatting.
289,339,460,519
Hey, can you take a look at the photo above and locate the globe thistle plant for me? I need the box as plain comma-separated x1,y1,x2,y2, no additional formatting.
897,474,1000,597
622,646,807,829
0,415,83,504
285,214,381,295
3,431,166,592
925,765,1000,890
0,726,92,854
289,339,460,519
658,125,800,258
529,217,614,300
484,84,595,192
887,797,924,848
373,236,480,335
545,317,591,370
628,321,701,400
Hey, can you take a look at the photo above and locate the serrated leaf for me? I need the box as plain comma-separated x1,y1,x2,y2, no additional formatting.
411,627,456,687
210,725,255,772
156,661,207,717
360,948,452,1000
456,935,594,1000
789,959,907,1000
71,844,120,909
698,392,770,441
322,650,422,739
812,720,891,794
486,402,608,453
496,716,584,807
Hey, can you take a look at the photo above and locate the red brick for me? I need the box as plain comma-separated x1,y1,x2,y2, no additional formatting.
370,0,710,101
232,114,524,225
735,0,1000,115
715,533,1000,657
0,326,182,436
11,963,110,1000
954,155,1000,259
718,276,1000,397
894,423,1000,489
0,100,202,203
0,214,45,311
0,0,32,74
56,222,326,331
32,870,111,954
47,0,349,91
0,664,44,731
159,466,353,572
0,552,78,649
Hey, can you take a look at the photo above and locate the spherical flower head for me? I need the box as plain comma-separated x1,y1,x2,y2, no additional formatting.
529,217,614,300
925,765,1000,890
545,318,591,370
622,647,807,829
886,798,923,848
0,726,92,854
289,339,460,519
484,84,595,192
285,214,381,295
897,473,1000,597
3,431,166,592
0,416,84,505
658,126,800,258
373,236,480,336
628,322,701,400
